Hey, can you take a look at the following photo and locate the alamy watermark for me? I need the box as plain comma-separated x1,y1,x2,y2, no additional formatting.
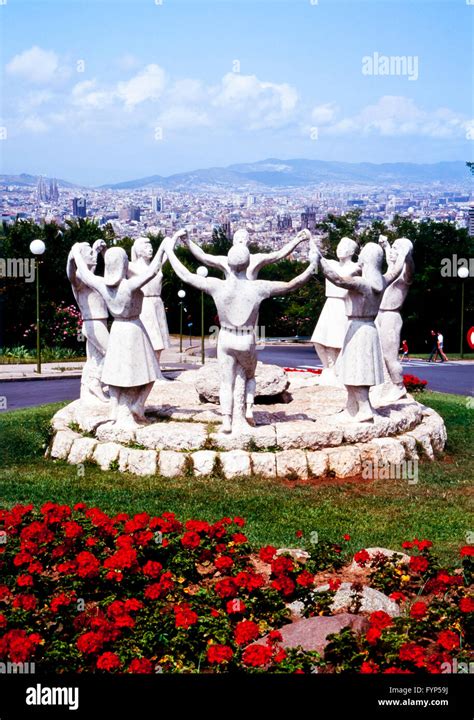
440,255,473,278
362,52,419,81
0,661,35,674
0,257,36,282
362,459,419,484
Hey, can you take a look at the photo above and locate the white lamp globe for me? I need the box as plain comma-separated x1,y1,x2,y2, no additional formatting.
30,239,46,255
178,289,186,298
197,266,208,278
458,266,469,279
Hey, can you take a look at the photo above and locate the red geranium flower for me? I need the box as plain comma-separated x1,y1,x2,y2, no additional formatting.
97,652,121,671
76,551,101,579
128,658,153,673
399,642,426,668
214,555,234,572
232,533,248,545
436,630,460,651
354,549,370,566
180,531,201,549
410,601,428,619
459,596,474,613
271,575,295,597
259,545,277,564
207,644,233,664
234,571,264,592
409,556,429,574
141,560,162,578
360,660,380,673
174,604,199,629
296,570,314,588
242,644,272,667
460,545,474,557
226,599,246,615
267,630,283,645
234,620,260,646
214,578,237,598
369,611,393,630
76,631,105,655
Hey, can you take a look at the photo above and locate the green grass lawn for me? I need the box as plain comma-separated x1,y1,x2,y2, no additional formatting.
0,391,472,563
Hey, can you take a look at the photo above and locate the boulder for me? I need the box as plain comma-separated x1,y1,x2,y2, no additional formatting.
195,362,289,403
315,582,400,617
260,614,368,654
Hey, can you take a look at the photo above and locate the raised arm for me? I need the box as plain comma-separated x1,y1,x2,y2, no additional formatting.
66,250,77,285
71,244,104,294
383,252,405,287
319,256,367,293
260,260,316,298
378,234,392,267
162,237,208,292
250,230,311,276
183,236,227,273
127,231,185,291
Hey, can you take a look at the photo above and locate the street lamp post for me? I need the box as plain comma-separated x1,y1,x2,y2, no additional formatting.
458,266,469,359
29,239,46,374
178,289,186,354
196,266,208,364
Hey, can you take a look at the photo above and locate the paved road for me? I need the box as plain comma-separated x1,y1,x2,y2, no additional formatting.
0,346,472,411
257,345,473,396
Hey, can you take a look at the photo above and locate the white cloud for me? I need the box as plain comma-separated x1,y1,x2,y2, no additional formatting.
71,80,115,110
116,64,166,108
326,96,468,138
6,46,60,85
311,103,339,126
22,115,49,133
211,72,298,129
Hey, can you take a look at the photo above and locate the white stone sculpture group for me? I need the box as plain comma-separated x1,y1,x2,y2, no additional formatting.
68,227,414,433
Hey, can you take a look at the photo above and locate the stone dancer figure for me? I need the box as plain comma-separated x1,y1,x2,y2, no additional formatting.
67,240,109,403
70,234,184,428
128,236,171,382
163,233,317,433
376,235,415,402
310,236,360,386
312,242,405,423
183,227,311,279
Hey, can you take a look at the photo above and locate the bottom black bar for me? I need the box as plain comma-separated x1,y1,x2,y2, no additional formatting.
0,674,471,719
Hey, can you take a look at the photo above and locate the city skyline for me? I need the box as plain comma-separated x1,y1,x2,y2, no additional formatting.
1,0,473,185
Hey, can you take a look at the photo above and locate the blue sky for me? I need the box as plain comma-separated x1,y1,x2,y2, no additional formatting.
1,0,472,185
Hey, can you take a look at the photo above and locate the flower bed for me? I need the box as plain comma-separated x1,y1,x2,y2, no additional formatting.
403,374,428,393
0,504,471,673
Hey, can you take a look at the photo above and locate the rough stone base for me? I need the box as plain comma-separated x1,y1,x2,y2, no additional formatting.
48,367,447,479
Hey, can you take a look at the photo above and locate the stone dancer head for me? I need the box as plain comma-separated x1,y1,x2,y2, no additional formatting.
232,229,250,247
131,236,153,262
391,237,413,264
76,242,96,269
227,245,251,273
336,237,358,261
104,247,129,287
359,243,384,292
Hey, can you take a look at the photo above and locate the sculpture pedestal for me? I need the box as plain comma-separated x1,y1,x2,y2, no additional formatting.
48,367,447,480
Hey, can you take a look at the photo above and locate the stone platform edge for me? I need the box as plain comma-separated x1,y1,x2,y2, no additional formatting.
47,405,446,480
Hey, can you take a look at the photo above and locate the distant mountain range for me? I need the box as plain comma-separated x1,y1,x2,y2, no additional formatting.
99,158,472,190
0,173,79,188
1,159,471,191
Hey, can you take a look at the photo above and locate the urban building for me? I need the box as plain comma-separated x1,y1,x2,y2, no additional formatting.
72,197,87,218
